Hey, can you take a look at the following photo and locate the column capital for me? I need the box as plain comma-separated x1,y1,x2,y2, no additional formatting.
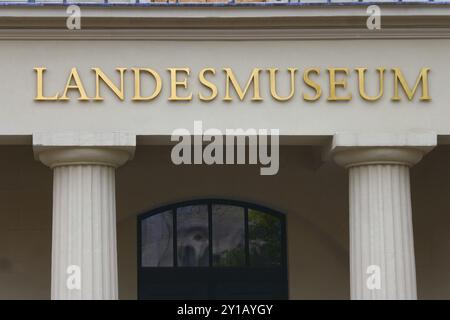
33,132,136,168
330,132,437,168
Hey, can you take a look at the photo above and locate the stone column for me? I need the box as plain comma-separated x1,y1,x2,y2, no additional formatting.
331,133,436,300
33,133,135,300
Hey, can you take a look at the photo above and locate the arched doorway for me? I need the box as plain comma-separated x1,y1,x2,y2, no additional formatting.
137,199,288,299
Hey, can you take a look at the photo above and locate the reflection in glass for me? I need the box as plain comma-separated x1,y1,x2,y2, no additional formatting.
141,210,173,267
248,209,282,267
212,205,245,266
177,205,209,267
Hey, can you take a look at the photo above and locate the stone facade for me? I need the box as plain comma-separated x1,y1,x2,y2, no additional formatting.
0,0,439,4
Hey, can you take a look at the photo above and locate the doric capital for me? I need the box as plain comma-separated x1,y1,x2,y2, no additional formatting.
330,132,436,168
33,132,136,169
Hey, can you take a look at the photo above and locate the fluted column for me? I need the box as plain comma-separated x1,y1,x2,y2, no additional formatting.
331,133,436,300
33,133,135,300
51,164,118,299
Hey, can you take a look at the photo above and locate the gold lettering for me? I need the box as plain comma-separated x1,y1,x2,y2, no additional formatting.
328,68,352,101
392,67,431,101
34,67,59,101
198,68,218,101
356,67,385,101
303,68,322,102
168,68,192,101
223,68,262,101
92,67,126,101
268,68,297,102
60,68,90,101
132,68,162,101
34,66,433,104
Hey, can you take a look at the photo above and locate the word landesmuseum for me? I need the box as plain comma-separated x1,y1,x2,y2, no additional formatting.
34,66,431,102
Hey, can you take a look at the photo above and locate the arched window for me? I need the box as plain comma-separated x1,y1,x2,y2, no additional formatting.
138,199,288,299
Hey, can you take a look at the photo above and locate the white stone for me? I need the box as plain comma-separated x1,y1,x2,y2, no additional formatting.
348,163,417,299
33,132,136,149
33,132,135,300
332,133,436,300
51,164,118,299
33,132,135,168
332,132,437,151
328,132,436,166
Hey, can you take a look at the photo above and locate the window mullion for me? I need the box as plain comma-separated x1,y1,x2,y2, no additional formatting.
208,202,213,267
244,207,250,267
173,208,178,267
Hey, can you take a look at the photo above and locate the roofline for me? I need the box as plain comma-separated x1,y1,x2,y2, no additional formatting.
1,4,450,30
0,2,449,7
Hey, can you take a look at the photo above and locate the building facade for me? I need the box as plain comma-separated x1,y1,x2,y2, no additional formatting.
0,1,449,300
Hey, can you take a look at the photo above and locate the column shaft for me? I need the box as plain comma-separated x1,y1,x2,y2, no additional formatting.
51,165,118,300
33,133,135,300
349,164,416,299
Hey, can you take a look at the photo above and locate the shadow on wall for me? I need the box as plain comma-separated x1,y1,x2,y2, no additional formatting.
411,145,450,299
116,146,350,299
0,146,52,299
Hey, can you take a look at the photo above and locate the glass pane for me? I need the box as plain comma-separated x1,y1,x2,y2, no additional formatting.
248,209,282,267
177,205,209,267
141,211,173,267
212,205,245,267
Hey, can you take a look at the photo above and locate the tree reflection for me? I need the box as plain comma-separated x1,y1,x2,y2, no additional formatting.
249,209,281,267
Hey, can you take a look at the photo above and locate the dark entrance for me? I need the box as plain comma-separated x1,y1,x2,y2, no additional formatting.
138,199,288,299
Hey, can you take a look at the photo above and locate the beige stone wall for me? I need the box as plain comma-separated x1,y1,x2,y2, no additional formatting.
116,146,350,299
412,149,450,299
0,145,449,299
0,147,52,299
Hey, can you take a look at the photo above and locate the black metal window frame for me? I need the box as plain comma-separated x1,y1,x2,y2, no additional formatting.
137,198,288,269
137,199,289,299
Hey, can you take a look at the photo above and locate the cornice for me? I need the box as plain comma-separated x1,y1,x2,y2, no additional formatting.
1,4,450,32
1,27,450,40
